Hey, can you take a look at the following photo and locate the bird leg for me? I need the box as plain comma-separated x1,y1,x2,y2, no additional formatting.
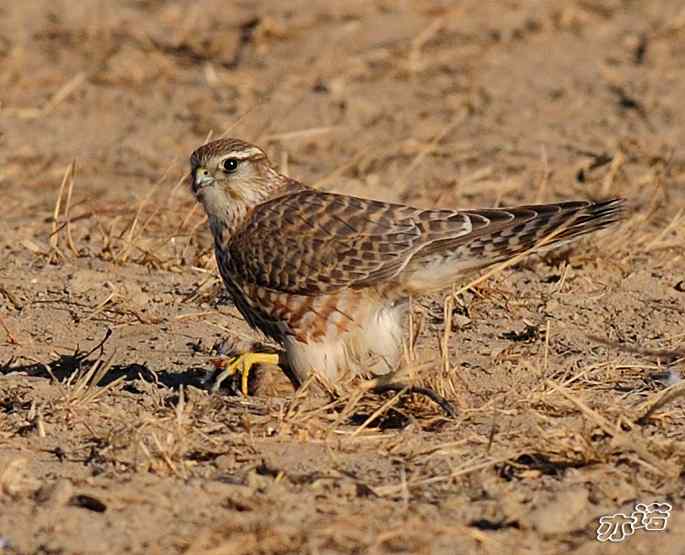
210,352,280,395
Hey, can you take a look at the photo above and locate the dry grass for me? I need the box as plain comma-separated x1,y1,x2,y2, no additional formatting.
1,0,685,553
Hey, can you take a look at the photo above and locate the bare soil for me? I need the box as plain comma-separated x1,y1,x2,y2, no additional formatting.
1,1,684,554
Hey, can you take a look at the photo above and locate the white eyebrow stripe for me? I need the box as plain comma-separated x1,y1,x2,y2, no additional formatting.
222,147,263,160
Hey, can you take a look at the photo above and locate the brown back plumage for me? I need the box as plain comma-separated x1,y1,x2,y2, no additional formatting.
228,190,624,296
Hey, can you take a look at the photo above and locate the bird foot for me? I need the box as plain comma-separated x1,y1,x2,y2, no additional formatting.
209,352,280,395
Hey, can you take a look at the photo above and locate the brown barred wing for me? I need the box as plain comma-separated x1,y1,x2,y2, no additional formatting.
228,190,474,295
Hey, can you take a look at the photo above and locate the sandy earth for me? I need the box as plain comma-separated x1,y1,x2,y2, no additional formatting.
1,1,685,553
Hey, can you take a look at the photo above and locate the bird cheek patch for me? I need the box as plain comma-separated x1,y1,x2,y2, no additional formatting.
223,185,242,201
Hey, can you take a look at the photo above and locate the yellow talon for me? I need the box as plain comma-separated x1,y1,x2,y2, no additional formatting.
211,352,280,395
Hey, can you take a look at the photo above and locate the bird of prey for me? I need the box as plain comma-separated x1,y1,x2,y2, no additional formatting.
190,138,624,396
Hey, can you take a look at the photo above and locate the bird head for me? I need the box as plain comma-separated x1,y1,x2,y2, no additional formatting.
190,138,278,200
189,138,286,239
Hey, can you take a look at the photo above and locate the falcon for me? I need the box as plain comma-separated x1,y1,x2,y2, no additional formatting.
190,138,624,396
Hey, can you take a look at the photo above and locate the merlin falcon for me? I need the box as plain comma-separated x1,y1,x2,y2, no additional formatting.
190,138,624,395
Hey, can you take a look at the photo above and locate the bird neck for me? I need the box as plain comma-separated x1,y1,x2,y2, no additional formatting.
207,172,300,247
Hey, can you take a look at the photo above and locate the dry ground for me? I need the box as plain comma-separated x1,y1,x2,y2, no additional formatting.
1,1,685,554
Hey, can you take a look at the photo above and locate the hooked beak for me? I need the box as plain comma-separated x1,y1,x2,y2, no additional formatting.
192,166,214,194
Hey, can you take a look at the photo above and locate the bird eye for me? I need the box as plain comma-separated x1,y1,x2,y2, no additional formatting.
222,158,239,173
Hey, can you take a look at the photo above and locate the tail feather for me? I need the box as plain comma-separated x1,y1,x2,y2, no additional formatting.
471,198,626,259
400,198,625,292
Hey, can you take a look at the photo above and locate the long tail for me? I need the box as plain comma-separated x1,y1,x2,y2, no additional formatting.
460,198,626,259
401,198,626,291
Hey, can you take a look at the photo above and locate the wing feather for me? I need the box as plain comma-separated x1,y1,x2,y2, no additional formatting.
229,190,470,294
227,191,624,295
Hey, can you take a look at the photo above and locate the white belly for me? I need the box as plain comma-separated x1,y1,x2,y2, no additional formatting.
285,301,406,386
